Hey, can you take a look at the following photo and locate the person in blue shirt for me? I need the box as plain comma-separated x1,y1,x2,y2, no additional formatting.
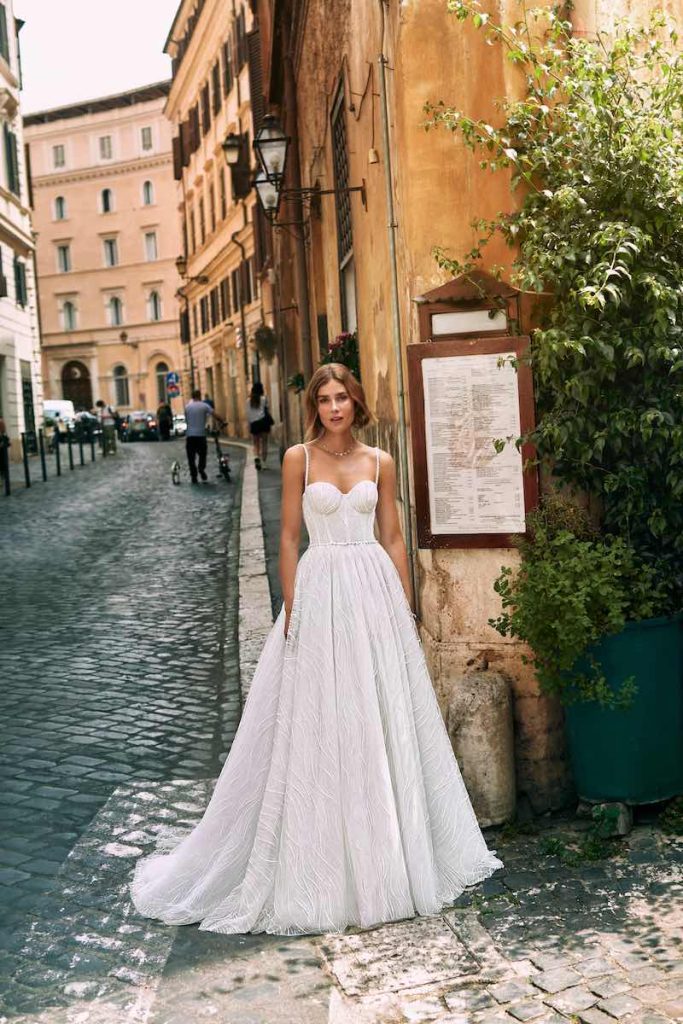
185,390,221,483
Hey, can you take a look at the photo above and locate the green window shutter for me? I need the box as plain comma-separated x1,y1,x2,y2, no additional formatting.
0,6,9,65
4,125,19,196
13,256,26,307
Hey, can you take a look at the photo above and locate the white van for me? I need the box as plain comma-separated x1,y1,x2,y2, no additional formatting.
44,399,76,430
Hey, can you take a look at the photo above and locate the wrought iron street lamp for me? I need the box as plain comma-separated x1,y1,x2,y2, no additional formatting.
174,256,209,391
252,114,366,224
221,132,242,167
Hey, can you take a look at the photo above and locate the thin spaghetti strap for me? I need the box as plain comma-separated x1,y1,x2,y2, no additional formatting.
375,447,380,486
302,442,310,489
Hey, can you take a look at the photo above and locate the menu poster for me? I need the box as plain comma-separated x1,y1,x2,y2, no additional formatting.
421,353,526,535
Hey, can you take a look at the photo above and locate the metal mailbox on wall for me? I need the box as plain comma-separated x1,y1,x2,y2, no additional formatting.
407,271,539,549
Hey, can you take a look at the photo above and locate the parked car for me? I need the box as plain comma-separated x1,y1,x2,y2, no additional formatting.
44,399,76,436
173,414,187,437
72,411,102,442
122,411,159,442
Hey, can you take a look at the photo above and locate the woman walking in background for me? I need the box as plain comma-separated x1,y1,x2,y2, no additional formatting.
246,381,273,470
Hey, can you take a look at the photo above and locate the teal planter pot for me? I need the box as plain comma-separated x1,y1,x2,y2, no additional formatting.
564,616,683,804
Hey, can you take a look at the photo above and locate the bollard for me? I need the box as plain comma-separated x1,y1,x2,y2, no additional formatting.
79,435,85,466
38,429,47,482
21,433,31,488
55,432,61,476
90,435,96,462
67,430,74,470
1,440,9,496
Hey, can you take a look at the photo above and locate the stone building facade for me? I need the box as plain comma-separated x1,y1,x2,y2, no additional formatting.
24,82,184,418
163,0,278,439
0,4,42,459
255,0,683,811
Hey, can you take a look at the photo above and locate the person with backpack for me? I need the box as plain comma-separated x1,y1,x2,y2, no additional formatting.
246,381,273,470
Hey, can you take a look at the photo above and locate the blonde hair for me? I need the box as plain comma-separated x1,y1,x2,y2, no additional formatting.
303,364,373,441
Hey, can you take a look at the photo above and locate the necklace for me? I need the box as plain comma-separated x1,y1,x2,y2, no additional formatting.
314,436,358,457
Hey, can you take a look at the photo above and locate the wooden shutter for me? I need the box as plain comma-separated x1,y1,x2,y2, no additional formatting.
247,29,265,134
172,135,182,180
0,5,9,65
180,308,190,344
180,120,191,167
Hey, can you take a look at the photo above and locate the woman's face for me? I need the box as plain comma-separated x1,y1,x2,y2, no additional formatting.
316,378,355,434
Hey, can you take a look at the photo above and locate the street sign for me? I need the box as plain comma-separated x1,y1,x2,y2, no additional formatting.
166,371,180,386
167,383,180,398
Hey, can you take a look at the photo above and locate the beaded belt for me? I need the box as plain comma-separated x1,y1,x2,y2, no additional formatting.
308,540,378,548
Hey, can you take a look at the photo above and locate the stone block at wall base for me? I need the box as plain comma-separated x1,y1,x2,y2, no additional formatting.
421,629,574,814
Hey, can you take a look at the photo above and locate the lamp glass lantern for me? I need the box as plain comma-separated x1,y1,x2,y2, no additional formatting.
175,254,188,277
253,114,288,180
255,168,282,222
222,131,242,167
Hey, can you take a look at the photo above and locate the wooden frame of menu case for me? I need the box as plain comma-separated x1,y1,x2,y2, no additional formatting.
407,335,539,549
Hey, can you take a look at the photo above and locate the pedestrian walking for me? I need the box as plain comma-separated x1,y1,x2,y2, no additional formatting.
0,415,10,479
157,401,173,442
246,381,273,470
95,400,117,453
131,362,501,936
184,389,220,483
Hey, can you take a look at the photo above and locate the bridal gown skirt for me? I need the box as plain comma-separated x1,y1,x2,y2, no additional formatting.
131,478,502,935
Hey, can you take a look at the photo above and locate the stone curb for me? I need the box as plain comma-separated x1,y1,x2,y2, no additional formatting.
236,445,274,702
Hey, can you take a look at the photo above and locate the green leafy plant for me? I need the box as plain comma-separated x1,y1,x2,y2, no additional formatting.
426,3,683,609
490,498,667,706
286,372,305,393
320,330,361,380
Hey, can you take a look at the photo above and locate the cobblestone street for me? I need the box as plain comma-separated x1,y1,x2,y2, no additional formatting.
1,444,682,1024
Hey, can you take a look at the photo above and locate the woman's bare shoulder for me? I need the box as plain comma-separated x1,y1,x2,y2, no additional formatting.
282,443,306,471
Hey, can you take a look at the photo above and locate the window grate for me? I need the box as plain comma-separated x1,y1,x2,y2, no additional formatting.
331,89,352,264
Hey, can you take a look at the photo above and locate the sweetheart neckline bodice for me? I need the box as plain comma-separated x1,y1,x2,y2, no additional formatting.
304,479,378,499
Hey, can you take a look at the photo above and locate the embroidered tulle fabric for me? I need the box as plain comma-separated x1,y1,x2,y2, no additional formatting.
130,445,503,935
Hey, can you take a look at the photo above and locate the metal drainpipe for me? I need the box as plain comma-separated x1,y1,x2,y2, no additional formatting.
231,201,250,384
377,3,418,608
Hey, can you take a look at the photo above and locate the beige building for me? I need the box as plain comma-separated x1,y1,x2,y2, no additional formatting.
0,3,42,458
164,0,277,438
25,82,184,417
256,0,683,812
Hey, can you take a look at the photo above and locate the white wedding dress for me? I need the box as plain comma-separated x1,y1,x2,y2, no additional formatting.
131,445,502,935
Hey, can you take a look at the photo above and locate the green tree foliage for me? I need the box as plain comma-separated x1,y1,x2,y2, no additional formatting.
426,3,683,608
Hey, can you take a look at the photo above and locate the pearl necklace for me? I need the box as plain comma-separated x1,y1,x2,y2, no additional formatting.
315,437,358,457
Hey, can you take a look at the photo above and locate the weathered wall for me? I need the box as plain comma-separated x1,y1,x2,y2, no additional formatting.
287,0,680,813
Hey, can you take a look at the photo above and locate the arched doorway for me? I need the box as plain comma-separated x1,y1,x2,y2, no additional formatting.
62,360,93,411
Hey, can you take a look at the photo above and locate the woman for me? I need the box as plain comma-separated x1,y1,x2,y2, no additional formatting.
131,364,501,935
246,380,272,469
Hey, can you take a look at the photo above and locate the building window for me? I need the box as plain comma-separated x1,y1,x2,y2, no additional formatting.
54,195,67,220
62,300,77,331
219,168,227,220
200,295,209,333
142,180,154,205
0,4,10,65
189,205,196,252
231,267,240,310
141,126,153,151
103,237,118,267
113,364,129,406
210,287,219,328
148,290,162,321
108,296,124,326
222,39,233,97
144,231,158,261
57,243,71,273
99,135,112,160
235,8,248,69
101,187,114,213
52,144,65,169
13,257,26,307
331,88,357,331
220,277,231,319
212,61,221,115
209,184,216,233
198,198,205,245
192,304,198,337
201,83,211,134
4,123,19,195
156,361,169,404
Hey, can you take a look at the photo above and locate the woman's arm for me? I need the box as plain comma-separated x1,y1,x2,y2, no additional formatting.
375,451,413,607
279,444,306,634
